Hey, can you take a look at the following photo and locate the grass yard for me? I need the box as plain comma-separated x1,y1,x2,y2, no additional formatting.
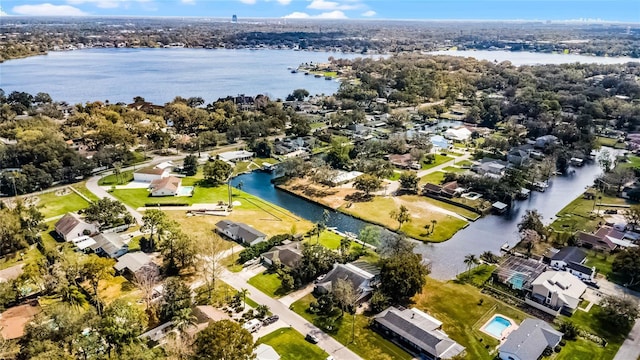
339,195,468,242
290,294,413,360
98,170,134,186
421,154,454,170
413,278,530,360
551,188,634,233
442,166,466,173
596,136,626,149
420,171,446,184
457,264,497,287
619,155,640,170
35,190,91,219
248,271,286,298
386,171,402,181
71,181,100,202
257,328,329,360
420,197,480,220
303,230,344,250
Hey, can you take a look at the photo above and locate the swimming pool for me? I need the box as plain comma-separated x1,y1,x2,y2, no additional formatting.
177,186,194,196
482,315,512,339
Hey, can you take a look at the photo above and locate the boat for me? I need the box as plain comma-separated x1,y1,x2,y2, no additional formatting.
314,74,322,78
291,69,298,74
325,76,332,80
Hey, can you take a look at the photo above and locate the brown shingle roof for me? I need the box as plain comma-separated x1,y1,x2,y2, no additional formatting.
136,167,165,175
150,176,181,193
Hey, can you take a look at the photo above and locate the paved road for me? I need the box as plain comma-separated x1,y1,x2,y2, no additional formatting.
613,318,640,360
220,267,362,360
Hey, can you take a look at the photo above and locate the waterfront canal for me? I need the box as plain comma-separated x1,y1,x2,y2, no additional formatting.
232,153,607,279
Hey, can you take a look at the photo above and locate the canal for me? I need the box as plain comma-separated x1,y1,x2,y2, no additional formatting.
232,153,608,280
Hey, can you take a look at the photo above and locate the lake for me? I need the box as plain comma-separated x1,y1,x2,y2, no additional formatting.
0,48,380,105
428,49,638,66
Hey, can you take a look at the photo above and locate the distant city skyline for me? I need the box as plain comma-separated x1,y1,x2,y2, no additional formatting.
1,1,639,23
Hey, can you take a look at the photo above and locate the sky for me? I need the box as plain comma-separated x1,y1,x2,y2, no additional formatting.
0,0,638,22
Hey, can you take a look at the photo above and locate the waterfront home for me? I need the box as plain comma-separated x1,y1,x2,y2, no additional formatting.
55,212,99,242
372,306,465,360
526,271,587,316
430,134,452,150
217,150,254,163
215,220,266,246
444,127,472,142
149,176,182,197
507,145,534,167
261,242,303,269
329,170,363,186
314,261,380,303
422,181,464,198
90,233,129,259
548,246,595,282
595,225,638,249
472,158,508,178
134,166,170,183
575,231,617,252
499,318,563,360
493,256,547,291
534,135,559,149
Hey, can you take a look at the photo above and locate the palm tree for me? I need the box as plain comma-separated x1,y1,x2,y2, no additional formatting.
238,288,249,310
463,254,479,277
172,307,197,334
431,220,437,234
339,237,352,256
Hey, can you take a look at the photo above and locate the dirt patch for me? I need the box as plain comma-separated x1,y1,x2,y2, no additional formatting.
55,188,71,196
0,302,42,340
279,177,359,210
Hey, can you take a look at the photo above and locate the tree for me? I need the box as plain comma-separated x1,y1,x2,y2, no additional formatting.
379,251,429,303
81,255,115,315
100,299,148,355
290,88,310,101
559,321,579,340
353,174,382,197
390,205,411,230
197,233,226,301
517,209,546,238
463,254,479,275
133,264,160,314
34,92,53,104
157,220,197,274
599,295,639,330
83,198,133,230
193,320,255,360
288,115,311,137
333,278,357,316
612,247,640,287
171,307,197,334
358,225,380,248
378,233,414,258
598,149,613,172
161,277,193,323
624,205,640,230
339,237,352,257
183,154,198,176
238,288,249,310
141,209,167,251
399,171,419,193
203,159,232,185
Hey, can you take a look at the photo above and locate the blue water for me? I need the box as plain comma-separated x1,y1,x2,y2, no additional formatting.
484,316,512,338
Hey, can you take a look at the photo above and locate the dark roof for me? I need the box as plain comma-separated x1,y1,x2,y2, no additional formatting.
500,319,563,360
567,261,594,276
262,243,303,268
551,247,586,264
317,262,379,296
215,220,266,244
576,232,617,251
55,213,94,238
374,307,463,359
423,183,442,193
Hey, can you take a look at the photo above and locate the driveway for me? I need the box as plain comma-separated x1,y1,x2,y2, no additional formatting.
613,319,640,360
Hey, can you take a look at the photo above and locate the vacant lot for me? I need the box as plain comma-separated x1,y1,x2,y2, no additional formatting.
34,190,92,219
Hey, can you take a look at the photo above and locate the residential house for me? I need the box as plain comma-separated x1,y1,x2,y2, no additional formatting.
329,170,363,186
549,246,595,282
444,127,472,142
90,233,129,258
527,271,587,316
493,256,547,291
389,153,413,169
215,220,267,246
498,318,563,360
423,181,464,198
55,212,99,242
261,242,303,269
217,150,254,163
430,135,452,150
507,145,533,167
114,252,157,276
134,166,170,183
472,159,508,178
314,261,381,303
535,135,559,149
595,226,638,249
372,306,465,360
575,231,617,252
149,176,182,197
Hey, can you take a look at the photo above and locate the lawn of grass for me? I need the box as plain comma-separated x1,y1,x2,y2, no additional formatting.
420,197,480,220
420,171,446,184
339,195,467,242
310,122,326,130
413,278,530,360
442,166,466,173
386,171,401,181
456,160,474,167
596,136,626,149
551,188,634,233
290,294,413,360
257,328,329,360
36,190,91,219
98,170,134,186
421,154,454,170
457,264,497,287
303,230,344,250
248,271,286,298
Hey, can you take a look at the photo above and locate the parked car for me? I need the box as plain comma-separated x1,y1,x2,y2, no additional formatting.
243,319,262,333
314,274,326,283
243,258,260,267
305,333,319,344
262,315,279,326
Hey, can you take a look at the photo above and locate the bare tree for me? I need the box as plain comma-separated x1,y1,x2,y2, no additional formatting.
164,332,194,360
133,264,160,311
197,233,227,301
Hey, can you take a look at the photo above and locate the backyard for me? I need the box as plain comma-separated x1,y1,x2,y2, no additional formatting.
257,328,329,360
550,188,632,233
27,189,92,219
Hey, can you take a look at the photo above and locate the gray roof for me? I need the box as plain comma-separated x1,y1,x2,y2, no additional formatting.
500,319,563,360
317,262,379,298
374,307,464,359
262,243,303,268
551,247,586,264
114,252,154,273
215,220,266,244
91,233,127,258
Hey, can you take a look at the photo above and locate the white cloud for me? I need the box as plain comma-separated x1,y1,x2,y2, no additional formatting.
283,10,347,19
238,0,257,4
307,0,360,11
67,0,152,9
361,10,376,17
13,3,87,16
0,7,8,16
275,0,292,4
181,0,195,4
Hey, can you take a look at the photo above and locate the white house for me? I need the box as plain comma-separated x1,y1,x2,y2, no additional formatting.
444,127,472,142
217,150,254,163
55,213,99,242
215,220,266,246
149,176,182,197
133,166,170,183
528,271,587,315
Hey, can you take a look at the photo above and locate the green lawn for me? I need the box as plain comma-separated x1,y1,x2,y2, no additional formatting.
413,278,530,360
596,136,626,149
386,171,401,181
72,182,100,202
420,197,480,220
421,154,454,170
442,166,466,173
456,160,474,167
257,328,329,360
303,230,344,250
247,271,286,298
420,171,446,184
619,155,640,169
585,251,615,278
290,294,413,360
36,190,92,218
457,264,497,287
551,188,634,233
98,170,134,186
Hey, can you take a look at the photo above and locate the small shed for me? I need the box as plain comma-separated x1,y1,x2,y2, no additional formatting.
492,202,508,214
